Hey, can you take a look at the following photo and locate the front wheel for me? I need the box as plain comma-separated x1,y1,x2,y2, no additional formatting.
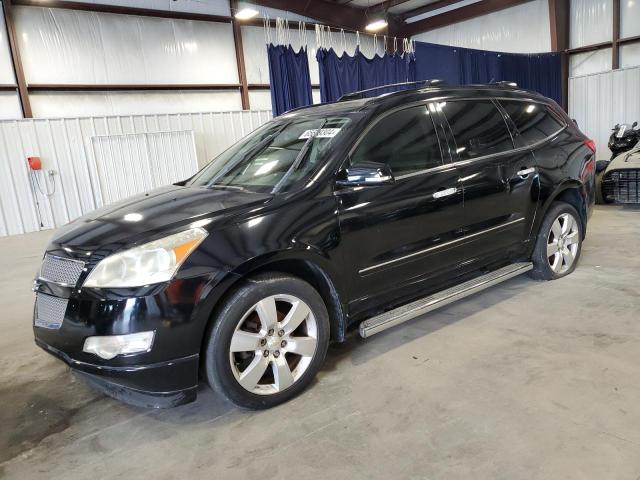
529,202,583,280
204,273,330,409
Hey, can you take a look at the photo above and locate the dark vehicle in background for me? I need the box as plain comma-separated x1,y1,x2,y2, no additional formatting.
598,146,640,204
596,122,640,203
32,81,595,410
608,122,639,160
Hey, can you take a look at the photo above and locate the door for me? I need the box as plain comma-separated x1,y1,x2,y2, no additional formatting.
438,99,539,264
336,103,467,316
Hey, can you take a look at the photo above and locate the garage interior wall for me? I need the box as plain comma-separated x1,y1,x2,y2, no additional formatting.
0,110,271,236
13,5,242,117
410,0,552,53
0,5,21,119
568,0,640,157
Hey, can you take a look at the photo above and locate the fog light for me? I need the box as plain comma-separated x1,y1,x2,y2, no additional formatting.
83,331,155,360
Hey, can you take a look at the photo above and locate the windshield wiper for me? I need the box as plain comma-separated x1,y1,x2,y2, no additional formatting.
206,184,248,192
273,119,328,193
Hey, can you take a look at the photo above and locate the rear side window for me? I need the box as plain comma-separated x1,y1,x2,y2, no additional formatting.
500,101,566,145
440,100,514,160
351,105,443,176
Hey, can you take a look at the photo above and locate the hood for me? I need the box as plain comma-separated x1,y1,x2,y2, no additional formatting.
607,147,640,172
51,185,272,249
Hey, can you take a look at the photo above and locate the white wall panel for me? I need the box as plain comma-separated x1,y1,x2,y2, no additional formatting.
570,48,613,76
411,0,551,53
621,0,640,38
91,130,198,204
249,88,322,112
14,6,238,85
248,90,273,110
243,26,275,85
0,92,22,119
29,91,242,118
621,43,640,68
570,0,612,48
55,0,231,16
569,66,640,159
0,5,16,85
0,109,272,236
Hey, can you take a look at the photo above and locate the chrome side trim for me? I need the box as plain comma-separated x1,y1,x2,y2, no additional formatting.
359,262,533,338
359,217,525,275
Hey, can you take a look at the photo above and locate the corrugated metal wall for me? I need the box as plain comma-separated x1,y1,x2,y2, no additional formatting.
0,110,272,237
569,66,640,160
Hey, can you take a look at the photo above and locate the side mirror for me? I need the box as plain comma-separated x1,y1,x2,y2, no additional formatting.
336,161,394,187
613,123,620,130
633,121,638,128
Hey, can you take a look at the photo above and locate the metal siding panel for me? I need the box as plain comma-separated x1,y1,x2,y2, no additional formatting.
0,110,271,236
570,66,640,159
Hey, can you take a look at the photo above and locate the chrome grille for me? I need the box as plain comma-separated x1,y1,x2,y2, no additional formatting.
35,293,68,329
603,169,640,204
40,254,85,286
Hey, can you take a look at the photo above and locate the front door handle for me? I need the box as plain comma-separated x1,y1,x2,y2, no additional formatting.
516,167,536,178
433,187,458,199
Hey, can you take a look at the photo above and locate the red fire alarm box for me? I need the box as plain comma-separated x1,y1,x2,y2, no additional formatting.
27,156,42,170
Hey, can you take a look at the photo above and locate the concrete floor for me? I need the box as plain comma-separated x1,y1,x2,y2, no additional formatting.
1,205,640,479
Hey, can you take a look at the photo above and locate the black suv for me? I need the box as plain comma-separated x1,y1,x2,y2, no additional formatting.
33,82,595,409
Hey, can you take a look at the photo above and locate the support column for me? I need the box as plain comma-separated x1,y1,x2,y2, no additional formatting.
230,0,250,110
2,0,32,117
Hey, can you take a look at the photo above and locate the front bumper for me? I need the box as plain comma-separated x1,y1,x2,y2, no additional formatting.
36,339,198,408
33,267,237,408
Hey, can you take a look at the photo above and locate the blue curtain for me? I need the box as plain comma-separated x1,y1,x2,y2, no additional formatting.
267,44,313,116
316,48,416,103
414,41,562,105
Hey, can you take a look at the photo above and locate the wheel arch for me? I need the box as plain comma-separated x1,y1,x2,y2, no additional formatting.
200,251,348,352
536,180,588,239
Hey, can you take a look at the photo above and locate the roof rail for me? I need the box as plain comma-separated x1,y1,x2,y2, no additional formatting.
338,79,445,102
492,81,518,87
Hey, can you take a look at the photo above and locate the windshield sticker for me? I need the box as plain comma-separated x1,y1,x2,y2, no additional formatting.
299,128,342,139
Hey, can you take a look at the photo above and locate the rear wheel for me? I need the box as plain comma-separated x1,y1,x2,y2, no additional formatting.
204,273,330,409
530,202,583,280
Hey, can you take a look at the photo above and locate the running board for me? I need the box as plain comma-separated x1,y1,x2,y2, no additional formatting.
359,262,533,338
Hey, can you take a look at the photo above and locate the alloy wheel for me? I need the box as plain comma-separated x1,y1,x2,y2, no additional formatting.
546,212,579,274
229,294,318,395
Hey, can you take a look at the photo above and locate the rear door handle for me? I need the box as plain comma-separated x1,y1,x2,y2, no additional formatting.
433,187,458,199
516,167,536,178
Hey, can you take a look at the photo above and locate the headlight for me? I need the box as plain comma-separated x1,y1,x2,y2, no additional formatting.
83,227,208,288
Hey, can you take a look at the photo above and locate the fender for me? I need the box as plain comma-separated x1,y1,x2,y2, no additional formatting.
530,178,588,246
229,247,349,342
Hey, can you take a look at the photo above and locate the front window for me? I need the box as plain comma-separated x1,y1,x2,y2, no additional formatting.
189,116,352,193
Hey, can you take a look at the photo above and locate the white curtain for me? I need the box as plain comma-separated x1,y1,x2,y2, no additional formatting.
620,0,640,39
570,0,612,48
411,0,551,53
12,5,242,117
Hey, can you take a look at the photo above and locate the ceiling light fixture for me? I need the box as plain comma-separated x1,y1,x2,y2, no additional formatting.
365,19,388,32
235,7,259,21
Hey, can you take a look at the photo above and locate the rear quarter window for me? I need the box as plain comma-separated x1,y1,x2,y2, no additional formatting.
439,100,514,160
500,100,566,146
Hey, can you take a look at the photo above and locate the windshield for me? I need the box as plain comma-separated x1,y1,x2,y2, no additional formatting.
189,116,352,193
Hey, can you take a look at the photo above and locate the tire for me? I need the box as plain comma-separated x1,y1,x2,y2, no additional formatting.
204,273,330,409
529,202,583,281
